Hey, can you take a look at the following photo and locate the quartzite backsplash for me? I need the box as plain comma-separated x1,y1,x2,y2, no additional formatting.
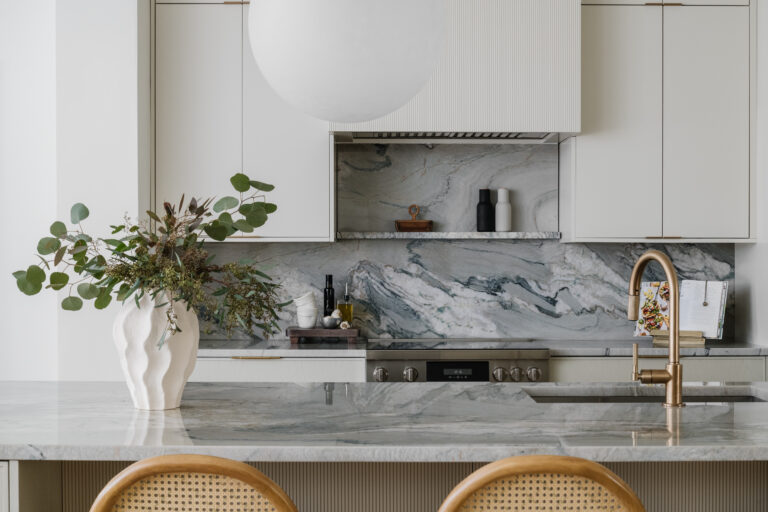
206,144,735,342
209,241,734,341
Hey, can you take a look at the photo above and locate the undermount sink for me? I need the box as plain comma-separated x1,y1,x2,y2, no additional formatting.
530,394,765,404
526,386,766,404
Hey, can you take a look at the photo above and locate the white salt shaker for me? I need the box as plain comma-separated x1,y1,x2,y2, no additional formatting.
495,188,512,232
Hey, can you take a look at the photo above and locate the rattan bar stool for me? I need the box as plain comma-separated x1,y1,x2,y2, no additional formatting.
89,454,298,512
439,455,645,512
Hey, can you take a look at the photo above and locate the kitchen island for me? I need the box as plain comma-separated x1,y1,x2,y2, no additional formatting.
2,381,768,511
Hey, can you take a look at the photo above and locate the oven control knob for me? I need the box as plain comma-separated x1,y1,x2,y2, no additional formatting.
403,367,419,382
509,367,523,382
526,366,543,382
372,367,389,382
492,367,509,382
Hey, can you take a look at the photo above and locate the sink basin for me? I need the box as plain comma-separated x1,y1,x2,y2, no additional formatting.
530,395,764,404
525,385,766,404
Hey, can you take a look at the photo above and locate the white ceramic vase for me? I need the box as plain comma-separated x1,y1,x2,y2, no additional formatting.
113,292,199,410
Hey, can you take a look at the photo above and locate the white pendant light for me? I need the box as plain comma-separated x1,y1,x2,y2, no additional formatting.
248,0,447,123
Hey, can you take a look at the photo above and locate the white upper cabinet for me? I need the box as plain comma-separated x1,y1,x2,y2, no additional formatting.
330,0,580,134
663,6,750,238
155,4,242,216
564,5,663,239
242,5,332,240
560,3,753,242
155,4,333,241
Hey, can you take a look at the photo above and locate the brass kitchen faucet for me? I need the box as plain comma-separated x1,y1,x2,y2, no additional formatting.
627,250,684,408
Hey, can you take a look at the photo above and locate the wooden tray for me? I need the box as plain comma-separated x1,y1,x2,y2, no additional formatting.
285,327,360,345
395,204,433,232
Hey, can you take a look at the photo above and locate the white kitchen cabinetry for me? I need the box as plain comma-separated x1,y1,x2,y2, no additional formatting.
155,3,333,242
190,357,366,383
550,357,766,383
562,5,663,239
330,0,580,134
663,6,750,238
560,3,753,242
0,462,7,512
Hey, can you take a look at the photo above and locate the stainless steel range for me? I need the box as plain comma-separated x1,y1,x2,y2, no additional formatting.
366,339,550,383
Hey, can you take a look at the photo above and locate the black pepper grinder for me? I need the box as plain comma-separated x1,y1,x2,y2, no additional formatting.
323,274,335,317
477,189,494,232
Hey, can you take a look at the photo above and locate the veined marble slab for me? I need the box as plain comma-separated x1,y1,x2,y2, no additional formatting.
335,231,561,240
198,338,366,358
364,338,768,357
209,241,734,341
2,382,768,463
336,144,558,233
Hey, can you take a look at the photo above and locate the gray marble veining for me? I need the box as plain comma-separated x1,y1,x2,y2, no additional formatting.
2,381,768,462
336,144,558,233
209,241,735,342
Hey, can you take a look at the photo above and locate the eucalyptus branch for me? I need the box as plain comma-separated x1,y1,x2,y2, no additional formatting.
13,173,285,342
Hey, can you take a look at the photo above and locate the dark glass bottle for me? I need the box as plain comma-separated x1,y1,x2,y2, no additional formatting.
477,189,494,232
323,275,335,317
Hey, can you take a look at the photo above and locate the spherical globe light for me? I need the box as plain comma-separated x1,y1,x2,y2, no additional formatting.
248,0,447,123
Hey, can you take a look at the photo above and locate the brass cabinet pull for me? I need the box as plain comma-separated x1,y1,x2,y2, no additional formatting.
231,356,282,360
645,236,682,240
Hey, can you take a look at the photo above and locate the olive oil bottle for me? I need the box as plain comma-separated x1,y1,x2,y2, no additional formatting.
337,282,354,324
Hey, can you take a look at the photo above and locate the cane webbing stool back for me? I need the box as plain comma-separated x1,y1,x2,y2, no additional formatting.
439,455,645,512
89,454,298,512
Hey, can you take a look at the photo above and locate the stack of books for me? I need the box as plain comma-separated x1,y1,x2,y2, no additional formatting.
650,330,705,348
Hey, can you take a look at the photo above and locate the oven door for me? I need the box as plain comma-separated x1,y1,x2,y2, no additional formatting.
426,360,489,382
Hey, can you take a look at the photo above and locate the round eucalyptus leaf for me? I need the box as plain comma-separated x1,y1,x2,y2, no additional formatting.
16,276,42,296
77,282,100,300
263,202,278,214
233,219,254,233
204,223,228,241
62,296,83,311
26,265,46,284
37,237,61,255
49,272,69,290
230,173,251,192
249,180,275,192
213,196,239,213
218,212,233,225
50,221,67,238
70,203,90,224
245,209,268,228
94,289,113,310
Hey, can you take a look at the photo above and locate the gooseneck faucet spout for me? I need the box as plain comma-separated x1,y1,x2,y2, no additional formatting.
627,250,684,408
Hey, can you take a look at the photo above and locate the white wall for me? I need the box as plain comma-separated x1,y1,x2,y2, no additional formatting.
0,1,59,380
736,3,768,346
56,0,145,380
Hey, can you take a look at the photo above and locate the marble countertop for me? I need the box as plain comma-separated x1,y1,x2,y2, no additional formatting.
2,381,768,463
199,337,768,358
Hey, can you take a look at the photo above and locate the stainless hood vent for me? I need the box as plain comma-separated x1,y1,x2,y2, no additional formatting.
334,131,559,145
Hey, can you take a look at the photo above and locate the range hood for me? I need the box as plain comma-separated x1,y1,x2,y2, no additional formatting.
330,0,581,138
334,132,560,145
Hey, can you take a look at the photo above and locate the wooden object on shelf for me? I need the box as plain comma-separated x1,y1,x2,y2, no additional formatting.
395,205,433,232
286,327,360,345
650,329,705,348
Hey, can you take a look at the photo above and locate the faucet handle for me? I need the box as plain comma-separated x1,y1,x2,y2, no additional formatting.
632,343,640,381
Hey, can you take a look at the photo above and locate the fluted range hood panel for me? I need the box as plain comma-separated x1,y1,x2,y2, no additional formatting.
330,0,580,137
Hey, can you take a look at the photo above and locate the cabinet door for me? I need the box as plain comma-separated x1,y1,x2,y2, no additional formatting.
0,462,7,512
190,357,366,383
574,6,663,238
242,5,332,240
663,6,750,238
155,5,242,216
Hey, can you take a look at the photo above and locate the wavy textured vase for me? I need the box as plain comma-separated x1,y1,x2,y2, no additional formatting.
113,293,199,410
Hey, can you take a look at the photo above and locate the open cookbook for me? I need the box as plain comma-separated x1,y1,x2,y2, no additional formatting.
633,280,727,340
